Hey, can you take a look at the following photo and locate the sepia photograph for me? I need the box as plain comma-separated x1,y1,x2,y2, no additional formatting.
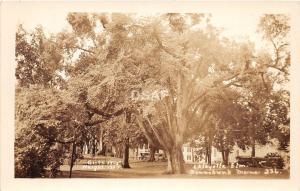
14,11,291,179
1,1,300,191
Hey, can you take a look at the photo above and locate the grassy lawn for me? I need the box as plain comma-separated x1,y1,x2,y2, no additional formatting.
56,157,289,178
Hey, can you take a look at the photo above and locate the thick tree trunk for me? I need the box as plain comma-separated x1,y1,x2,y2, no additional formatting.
166,145,185,174
166,151,172,173
148,145,156,162
69,142,76,178
172,147,185,173
168,73,186,174
136,113,185,174
122,138,130,168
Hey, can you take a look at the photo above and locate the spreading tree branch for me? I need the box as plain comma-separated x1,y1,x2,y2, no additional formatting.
85,102,125,118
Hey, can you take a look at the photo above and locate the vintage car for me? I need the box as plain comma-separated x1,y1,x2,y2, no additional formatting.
236,155,284,169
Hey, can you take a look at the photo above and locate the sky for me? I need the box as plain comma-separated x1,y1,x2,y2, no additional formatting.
18,11,267,50
211,12,264,47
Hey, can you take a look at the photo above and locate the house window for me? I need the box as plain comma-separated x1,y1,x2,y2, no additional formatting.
187,147,191,152
187,155,191,160
214,148,217,157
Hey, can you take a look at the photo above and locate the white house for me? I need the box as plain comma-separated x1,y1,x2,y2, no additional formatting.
181,140,288,165
182,143,194,163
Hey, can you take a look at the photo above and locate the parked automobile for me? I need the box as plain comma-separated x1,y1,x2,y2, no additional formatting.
236,153,285,169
